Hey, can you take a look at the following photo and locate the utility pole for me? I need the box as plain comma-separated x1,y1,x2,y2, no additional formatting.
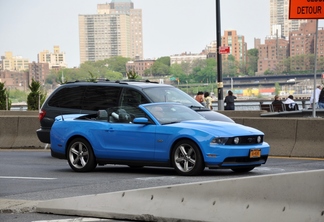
215,0,224,110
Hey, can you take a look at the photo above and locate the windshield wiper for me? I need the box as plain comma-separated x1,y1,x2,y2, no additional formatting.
162,121,181,125
189,105,208,110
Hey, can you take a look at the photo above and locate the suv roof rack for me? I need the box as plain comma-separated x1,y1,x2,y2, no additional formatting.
64,79,159,85
115,79,159,84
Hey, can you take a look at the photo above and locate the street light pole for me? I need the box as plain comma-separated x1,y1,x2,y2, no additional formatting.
215,0,224,110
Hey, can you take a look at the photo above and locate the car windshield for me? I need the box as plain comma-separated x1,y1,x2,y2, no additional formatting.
143,87,204,108
144,103,206,125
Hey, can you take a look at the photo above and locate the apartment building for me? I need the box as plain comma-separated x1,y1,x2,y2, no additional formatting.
257,20,324,75
270,0,307,38
38,46,67,70
289,20,324,71
126,60,155,76
257,37,289,75
170,52,206,65
204,30,247,64
79,1,143,64
0,70,28,90
221,30,247,63
29,62,49,85
1,52,29,71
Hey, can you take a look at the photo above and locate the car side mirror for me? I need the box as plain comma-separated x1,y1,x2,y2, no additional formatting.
133,117,149,124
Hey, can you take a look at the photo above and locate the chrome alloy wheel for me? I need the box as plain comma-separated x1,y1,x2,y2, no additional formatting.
67,138,96,172
172,140,204,176
174,144,196,173
69,141,89,169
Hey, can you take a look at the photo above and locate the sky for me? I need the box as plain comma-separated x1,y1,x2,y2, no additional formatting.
0,0,323,68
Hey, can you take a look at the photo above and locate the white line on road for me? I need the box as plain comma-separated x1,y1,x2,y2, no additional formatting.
136,176,176,180
0,176,56,180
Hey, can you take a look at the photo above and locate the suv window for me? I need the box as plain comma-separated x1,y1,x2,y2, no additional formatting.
48,86,84,109
82,86,121,110
120,88,149,107
143,87,200,106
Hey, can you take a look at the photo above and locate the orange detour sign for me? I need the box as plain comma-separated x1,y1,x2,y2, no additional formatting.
289,0,324,19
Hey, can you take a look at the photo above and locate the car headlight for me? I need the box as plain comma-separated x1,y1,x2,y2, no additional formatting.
233,137,240,144
211,137,228,145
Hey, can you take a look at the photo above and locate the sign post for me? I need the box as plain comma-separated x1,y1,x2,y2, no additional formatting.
289,0,324,117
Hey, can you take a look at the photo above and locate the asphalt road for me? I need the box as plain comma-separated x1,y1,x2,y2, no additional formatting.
0,149,323,222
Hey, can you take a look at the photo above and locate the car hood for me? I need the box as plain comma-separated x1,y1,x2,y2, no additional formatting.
169,120,263,136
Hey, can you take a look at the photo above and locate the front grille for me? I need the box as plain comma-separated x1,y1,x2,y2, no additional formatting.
223,155,268,164
226,135,263,145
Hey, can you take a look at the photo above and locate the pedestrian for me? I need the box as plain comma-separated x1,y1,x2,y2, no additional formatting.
272,95,283,105
284,95,298,111
204,91,213,110
318,88,324,109
195,91,205,106
224,90,236,110
272,95,284,112
309,85,322,109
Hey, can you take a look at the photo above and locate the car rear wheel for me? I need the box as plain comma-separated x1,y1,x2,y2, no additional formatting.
67,138,97,172
172,140,204,176
231,167,255,173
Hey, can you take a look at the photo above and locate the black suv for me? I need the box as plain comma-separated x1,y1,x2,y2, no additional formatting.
36,80,233,144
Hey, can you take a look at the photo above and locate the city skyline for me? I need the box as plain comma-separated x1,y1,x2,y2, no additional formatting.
1,0,323,68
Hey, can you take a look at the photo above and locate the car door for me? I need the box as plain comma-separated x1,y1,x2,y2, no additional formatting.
93,108,156,161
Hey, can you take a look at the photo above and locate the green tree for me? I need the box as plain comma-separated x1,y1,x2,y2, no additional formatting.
222,55,238,77
274,82,281,96
246,48,258,75
190,58,217,83
126,70,139,79
156,56,170,66
0,82,11,110
27,79,46,110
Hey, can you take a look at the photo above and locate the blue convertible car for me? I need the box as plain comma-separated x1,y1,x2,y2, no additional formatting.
50,103,270,176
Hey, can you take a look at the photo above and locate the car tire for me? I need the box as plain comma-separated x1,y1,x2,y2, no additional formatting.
67,138,97,172
231,167,255,173
172,140,204,176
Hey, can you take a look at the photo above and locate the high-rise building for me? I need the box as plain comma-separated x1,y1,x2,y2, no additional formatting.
38,46,67,70
270,0,307,38
221,30,247,63
1,52,29,71
289,20,324,71
79,0,143,64
29,62,49,85
257,37,289,75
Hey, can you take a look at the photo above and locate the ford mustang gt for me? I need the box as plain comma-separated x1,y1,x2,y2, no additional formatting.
50,103,270,176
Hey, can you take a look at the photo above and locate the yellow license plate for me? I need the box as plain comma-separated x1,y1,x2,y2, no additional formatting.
250,149,261,158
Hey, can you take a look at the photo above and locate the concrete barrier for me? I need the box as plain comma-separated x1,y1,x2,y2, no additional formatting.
231,117,324,158
0,110,38,116
36,169,324,222
292,119,324,157
234,117,298,157
0,117,19,148
0,116,44,148
0,114,324,158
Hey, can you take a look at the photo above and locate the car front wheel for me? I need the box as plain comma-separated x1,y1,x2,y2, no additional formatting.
172,140,204,176
67,138,97,172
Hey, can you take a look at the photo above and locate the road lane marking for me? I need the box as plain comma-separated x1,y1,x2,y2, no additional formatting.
136,176,176,180
0,176,56,180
